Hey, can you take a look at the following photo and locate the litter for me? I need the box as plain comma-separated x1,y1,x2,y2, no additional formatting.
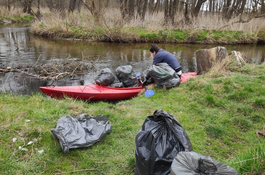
51,113,111,153
135,110,193,175
170,151,239,175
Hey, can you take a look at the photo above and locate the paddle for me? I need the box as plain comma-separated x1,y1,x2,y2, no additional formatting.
135,72,155,97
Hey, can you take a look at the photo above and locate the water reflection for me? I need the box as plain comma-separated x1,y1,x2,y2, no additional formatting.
0,25,264,95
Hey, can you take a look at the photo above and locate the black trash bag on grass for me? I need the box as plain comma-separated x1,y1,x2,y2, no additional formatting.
170,151,240,175
135,110,193,175
51,114,111,153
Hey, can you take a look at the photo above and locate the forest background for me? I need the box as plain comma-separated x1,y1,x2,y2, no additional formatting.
0,0,265,44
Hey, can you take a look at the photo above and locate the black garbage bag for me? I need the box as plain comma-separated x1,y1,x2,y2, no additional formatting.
170,151,240,175
135,110,193,175
116,65,133,82
51,114,111,153
148,63,180,89
116,65,138,87
94,68,115,86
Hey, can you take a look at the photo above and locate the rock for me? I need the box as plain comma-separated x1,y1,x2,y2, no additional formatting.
195,46,227,75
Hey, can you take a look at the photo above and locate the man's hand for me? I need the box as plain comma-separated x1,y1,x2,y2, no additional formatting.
142,80,148,86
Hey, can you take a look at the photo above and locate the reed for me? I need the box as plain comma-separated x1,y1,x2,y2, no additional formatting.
24,7,265,43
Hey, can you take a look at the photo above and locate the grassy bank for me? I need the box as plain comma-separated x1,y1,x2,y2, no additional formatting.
28,9,265,44
1,56,265,174
1,7,265,44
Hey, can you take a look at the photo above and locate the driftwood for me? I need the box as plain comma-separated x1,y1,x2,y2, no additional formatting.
0,59,97,81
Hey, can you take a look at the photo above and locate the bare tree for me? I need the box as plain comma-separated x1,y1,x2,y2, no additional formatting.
80,0,109,24
191,0,207,17
164,0,179,25
136,0,148,21
69,0,76,12
120,0,135,21
45,0,55,12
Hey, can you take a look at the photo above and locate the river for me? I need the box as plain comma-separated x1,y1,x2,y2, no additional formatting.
0,24,264,95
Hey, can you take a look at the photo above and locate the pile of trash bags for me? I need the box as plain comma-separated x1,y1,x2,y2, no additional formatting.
94,65,139,88
51,109,239,174
135,110,239,175
94,63,181,89
135,110,193,175
51,113,111,153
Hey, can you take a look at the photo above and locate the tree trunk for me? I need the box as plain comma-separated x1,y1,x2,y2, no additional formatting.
141,0,148,21
7,0,11,11
45,0,55,12
164,0,169,24
69,0,76,12
149,0,155,15
192,0,207,17
22,0,33,14
238,0,247,15
261,0,265,14
209,0,213,13
81,0,109,25
37,0,41,17
170,0,178,25
128,0,135,19
154,0,160,13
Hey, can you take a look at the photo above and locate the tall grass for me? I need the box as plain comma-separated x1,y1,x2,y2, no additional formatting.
27,7,265,43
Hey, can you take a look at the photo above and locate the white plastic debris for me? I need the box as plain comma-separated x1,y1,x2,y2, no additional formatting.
27,141,33,145
13,138,17,142
25,119,31,122
38,150,44,154
19,146,28,151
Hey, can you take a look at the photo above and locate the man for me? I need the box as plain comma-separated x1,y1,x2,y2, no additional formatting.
150,44,182,78
143,45,182,85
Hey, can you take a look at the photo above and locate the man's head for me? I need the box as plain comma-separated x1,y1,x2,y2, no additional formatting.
150,45,160,57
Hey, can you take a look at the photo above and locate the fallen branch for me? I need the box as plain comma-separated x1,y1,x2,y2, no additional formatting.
0,58,93,82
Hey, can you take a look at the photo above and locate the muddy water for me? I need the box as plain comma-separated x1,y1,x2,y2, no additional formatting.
0,25,264,95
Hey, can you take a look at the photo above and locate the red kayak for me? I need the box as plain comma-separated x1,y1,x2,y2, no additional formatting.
39,72,197,102
181,72,197,83
40,85,144,102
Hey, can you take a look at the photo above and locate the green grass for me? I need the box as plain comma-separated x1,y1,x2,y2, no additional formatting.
1,61,265,174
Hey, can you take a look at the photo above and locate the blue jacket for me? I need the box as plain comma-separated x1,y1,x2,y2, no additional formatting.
153,49,181,70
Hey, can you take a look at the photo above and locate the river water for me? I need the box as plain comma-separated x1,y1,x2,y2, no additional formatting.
0,25,264,95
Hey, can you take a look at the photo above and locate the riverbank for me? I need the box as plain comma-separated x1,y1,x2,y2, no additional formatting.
31,25,265,44
28,10,265,44
1,10,265,44
1,56,265,174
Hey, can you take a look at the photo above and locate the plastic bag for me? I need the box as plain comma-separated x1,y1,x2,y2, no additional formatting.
115,65,138,87
94,68,115,86
170,151,240,175
116,65,133,82
135,110,193,175
148,63,180,89
51,114,111,153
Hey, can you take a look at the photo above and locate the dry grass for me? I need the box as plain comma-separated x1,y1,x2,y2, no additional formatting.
31,7,265,33
0,7,23,17
205,56,232,78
